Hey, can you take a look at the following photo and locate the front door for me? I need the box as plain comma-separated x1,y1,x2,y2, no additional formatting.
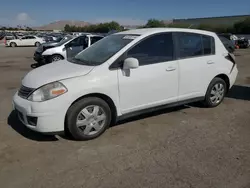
18,36,29,46
66,36,88,59
117,33,179,114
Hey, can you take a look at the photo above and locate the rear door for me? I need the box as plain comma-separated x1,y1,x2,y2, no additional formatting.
174,32,216,100
26,36,36,46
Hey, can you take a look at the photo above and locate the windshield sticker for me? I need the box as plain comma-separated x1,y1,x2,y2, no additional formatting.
123,35,139,40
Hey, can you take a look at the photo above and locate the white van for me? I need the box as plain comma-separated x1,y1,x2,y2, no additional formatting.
13,28,238,140
33,34,104,66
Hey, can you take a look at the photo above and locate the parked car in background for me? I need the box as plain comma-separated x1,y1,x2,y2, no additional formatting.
218,33,249,49
218,35,235,53
236,37,249,48
35,35,73,53
0,32,5,40
33,34,104,66
4,32,17,40
14,28,238,140
6,35,45,47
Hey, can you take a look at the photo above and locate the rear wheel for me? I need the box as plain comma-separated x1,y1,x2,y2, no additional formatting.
51,54,63,62
66,97,112,140
10,42,17,47
203,77,227,107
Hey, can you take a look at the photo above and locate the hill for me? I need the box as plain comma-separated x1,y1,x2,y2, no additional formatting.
33,20,91,31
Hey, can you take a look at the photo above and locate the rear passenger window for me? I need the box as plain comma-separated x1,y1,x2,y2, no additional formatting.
176,32,202,58
127,33,174,66
202,35,215,55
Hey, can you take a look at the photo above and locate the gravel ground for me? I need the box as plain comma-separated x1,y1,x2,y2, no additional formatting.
0,46,250,188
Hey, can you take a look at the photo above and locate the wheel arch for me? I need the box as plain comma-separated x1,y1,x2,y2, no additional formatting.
214,74,230,93
64,93,118,130
10,42,17,46
52,53,65,59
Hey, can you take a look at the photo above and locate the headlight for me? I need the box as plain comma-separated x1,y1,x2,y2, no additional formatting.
28,82,67,102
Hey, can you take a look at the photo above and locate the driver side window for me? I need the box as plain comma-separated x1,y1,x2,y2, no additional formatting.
127,33,174,66
68,36,88,47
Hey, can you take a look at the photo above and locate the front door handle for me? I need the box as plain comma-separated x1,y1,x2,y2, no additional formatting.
166,66,176,71
207,60,215,64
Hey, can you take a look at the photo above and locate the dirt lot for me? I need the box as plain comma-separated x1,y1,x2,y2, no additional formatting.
0,46,250,188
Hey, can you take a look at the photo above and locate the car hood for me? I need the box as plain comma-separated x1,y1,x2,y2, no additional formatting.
22,60,95,88
36,42,57,53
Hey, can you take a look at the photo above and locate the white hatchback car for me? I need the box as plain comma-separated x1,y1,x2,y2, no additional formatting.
13,28,238,140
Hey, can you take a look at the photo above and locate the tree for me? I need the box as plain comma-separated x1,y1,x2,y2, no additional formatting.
234,18,250,34
144,19,166,28
26,27,33,31
64,24,71,32
63,21,123,33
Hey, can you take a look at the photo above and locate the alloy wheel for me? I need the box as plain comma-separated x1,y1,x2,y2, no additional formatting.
210,83,225,104
76,105,107,136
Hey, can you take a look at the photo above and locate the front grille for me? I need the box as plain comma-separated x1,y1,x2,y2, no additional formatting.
18,85,35,99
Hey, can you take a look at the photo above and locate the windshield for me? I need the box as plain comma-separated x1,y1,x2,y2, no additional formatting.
54,37,63,42
55,36,73,46
70,34,137,66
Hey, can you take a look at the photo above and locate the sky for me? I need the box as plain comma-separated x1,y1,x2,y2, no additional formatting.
0,0,249,26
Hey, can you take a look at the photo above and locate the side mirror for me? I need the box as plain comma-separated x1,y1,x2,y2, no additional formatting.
123,57,139,70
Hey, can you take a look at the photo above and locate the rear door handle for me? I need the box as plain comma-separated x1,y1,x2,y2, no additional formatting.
166,66,176,71
207,60,215,64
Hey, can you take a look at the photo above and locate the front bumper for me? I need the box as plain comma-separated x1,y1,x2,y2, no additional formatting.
33,52,50,65
13,92,68,133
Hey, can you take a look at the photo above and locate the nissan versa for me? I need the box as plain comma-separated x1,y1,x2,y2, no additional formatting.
13,28,238,140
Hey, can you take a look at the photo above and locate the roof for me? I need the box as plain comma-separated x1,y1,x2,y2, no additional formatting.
117,28,216,36
86,34,104,37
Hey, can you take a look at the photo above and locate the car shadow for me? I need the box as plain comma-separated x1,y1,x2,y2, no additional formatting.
226,85,250,101
7,110,59,142
60,105,190,140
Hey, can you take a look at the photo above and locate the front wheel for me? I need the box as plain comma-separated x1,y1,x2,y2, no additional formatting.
35,42,41,47
51,54,63,62
66,97,112,140
203,77,227,108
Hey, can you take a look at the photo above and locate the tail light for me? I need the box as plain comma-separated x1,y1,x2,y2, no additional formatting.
225,53,236,73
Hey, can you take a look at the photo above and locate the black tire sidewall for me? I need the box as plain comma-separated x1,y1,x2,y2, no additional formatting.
35,42,40,47
11,42,16,47
204,78,227,108
66,97,112,140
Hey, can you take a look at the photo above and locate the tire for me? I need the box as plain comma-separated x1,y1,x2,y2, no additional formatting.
66,97,112,140
203,77,227,108
35,42,41,47
51,54,63,62
10,42,17,47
